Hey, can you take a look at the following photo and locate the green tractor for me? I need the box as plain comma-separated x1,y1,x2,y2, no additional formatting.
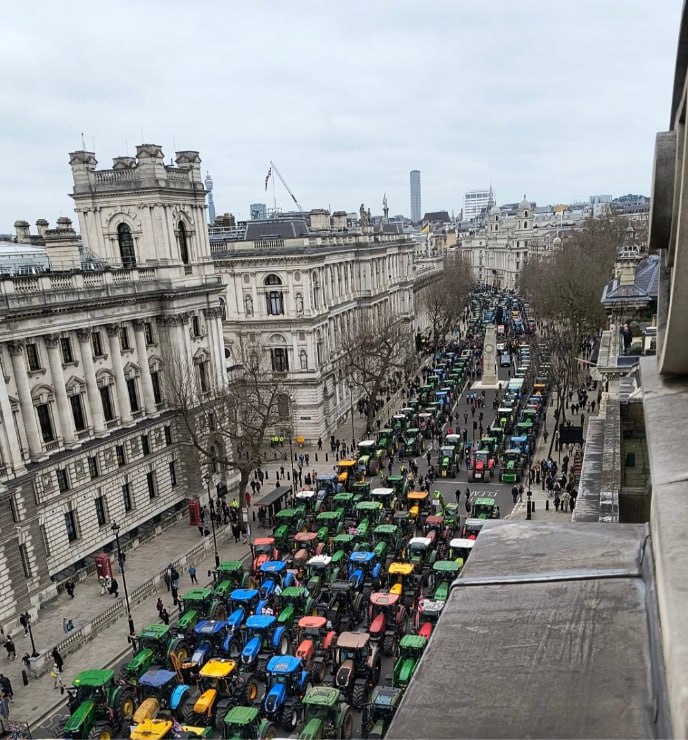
438,446,458,478
298,686,354,740
500,448,524,483
120,623,191,685
392,634,428,690
360,685,403,739
223,706,277,739
209,563,250,622
357,440,381,475
276,585,315,632
63,668,136,739
179,587,215,621
351,481,371,504
376,428,394,458
385,475,410,506
402,428,423,458
430,560,461,601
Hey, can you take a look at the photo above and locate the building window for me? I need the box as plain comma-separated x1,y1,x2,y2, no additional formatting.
64,510,78,542
120,327,131,351
9,496,19,523
208,412,216,431
70,394,87,432
116,444,126,467
127,377,140,412
60,337,74,364
192,315,201,337
141,435,150,455
164,425,172,446
197,361,209,393
151,371,163,405
40,524,51,557
56,467,70,492
147,471,157,499
88,456,99,479
100,385,115,422
94,495,107,527
144,322,154,345
117,223,136,268
26,343,41,371
19,544,31,578
169,461,177,487
265,274,284,315
122,482,132,512
178,221,190,265
271,348,289,372
92,331,104,357
36,403,55,442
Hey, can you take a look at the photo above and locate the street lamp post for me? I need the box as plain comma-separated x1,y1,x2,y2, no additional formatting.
348,383,355,447
25,614,38,658
203,474,220,568
111,523,135,637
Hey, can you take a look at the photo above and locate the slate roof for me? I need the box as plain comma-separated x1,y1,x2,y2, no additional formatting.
601,254,660,306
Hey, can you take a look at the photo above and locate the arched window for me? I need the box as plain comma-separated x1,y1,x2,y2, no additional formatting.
218,297,226,321
178,221,190,264
117,224,136,268
265,274,284,315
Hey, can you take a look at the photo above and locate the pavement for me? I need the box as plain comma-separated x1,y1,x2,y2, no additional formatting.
6,343,598,734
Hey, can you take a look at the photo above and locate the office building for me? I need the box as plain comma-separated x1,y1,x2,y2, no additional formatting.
410,170,421,223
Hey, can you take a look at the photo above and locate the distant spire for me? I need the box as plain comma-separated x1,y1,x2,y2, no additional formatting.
205,172,216,225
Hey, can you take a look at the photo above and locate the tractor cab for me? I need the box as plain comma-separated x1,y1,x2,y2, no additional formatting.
392,635,428,690
472,496,499,520
123,624,182,684
348,551,382,592
388,562,421,608
438,446,457,478
332,492,356,519
179,588,214,620
351,480,371,504
222,705,275,740
251,538,278,576
448,537,475,567
295,616,337,684
500,449,524,482
182,620,229,675
372,523,402,562
295,490,317,514
305,555,336,597
391,414,407,434
259,560,294,598
262,655,309,729
403,428,423,458
316,510,344,542
300,687,353,740
393,510,412,538
132,667,191,725
212,560,248,592
415,598,446,638
240,615,289,676
291,531,320,569
316,473,338,504
462,517,486,540
357,440,380,475
386,475,410,505
369,487,395,514
275,586,314,630
362,686,403,740
355,500,384,528
444,432,463,455
431,560,461,600
367,592,408,657
336,460,358,491
227,589,262,632
407,490,431,523
511,434,529,456
469,450,495,482
406,536,437,576
330,535,356,569
376,428,394,457
417,412,434,438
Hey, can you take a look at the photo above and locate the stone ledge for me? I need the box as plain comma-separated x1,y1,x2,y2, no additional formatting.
641,356,688,737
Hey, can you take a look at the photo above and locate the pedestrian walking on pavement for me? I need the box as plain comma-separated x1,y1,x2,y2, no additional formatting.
4,637,15,662
19,613,28,638
109,577,119,598
65,579,75,599
0,674,13,701
161,608,170,625
156,597,164,616
188,565,198,584
171,585,179,607
0,689,10,720
231,522,240,543
52,662,65,693
51,647,64,673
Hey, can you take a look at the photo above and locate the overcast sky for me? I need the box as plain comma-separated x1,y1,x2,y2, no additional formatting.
1,0,683,232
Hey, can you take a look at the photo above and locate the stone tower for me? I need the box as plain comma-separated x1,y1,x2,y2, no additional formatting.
68,144,211,271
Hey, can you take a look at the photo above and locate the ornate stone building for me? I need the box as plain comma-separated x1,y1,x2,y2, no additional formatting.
0,145,226,621
210,214,439,441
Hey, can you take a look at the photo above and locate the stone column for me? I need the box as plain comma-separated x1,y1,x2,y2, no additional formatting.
45,335,76,447
203,307,225,387
0,372,24,475
132,320,157,417
76,329,106,437
106,324,133,426
8,342,43,460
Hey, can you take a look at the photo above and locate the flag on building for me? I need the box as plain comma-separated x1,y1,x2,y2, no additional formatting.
421,223,430,234
264,167,272,191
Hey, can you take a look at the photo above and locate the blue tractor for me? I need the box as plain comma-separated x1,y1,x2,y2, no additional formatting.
348,551,382,597
259,560,296,599
181,620,227,678
225,588,266,658
240,614,291,679
262,655,312,732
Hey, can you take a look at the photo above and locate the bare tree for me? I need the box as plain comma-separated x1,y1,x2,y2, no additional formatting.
420,252,476,348
339,306,415,433
164,338,291,508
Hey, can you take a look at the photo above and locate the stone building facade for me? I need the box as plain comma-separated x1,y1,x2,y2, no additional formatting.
211,216,425,441
0,145,226,622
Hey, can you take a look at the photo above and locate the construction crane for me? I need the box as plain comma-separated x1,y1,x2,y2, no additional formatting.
269,160,304,212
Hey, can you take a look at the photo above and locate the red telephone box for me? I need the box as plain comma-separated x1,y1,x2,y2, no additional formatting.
188,499,201,526
95,552,112,580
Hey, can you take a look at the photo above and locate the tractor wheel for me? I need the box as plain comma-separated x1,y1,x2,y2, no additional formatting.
369,459,379,476
313,658,326,683
283,704,300,731
180,697,196,724
278,634,290,655
261,721,278,740
352,593,364,624
372,656,382,685
242,673,260,703
211,602,228,622
339,707,354,739
352,683,368,710
169,638,190,665
112,687,136,726
88,724,114,740
214,698,233,732
382,634,396,657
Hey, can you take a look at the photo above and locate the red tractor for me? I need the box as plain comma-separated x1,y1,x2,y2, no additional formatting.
294,615,337,683
251,537,279,576
468,449,495,482
367,592,409,657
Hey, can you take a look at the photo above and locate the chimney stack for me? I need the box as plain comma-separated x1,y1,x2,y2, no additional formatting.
14,220,30,243
35,219,49,239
